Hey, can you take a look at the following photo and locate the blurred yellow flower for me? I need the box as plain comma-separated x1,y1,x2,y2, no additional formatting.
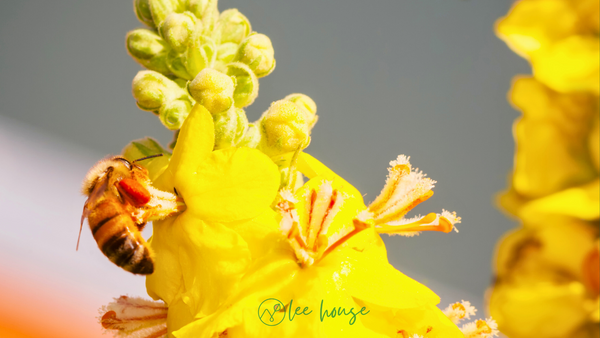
498,77,599,221
496,0,600,94
145,104,281,333
489,218,599,338
493,0,600,336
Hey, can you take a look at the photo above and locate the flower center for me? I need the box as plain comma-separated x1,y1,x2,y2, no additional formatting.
277,182,368,267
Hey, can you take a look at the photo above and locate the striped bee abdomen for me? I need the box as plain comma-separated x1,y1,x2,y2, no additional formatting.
88,199,154,275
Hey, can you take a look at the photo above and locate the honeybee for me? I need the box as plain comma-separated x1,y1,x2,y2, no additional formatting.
79,155,184,275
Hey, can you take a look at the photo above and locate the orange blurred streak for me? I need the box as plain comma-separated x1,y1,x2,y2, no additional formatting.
0,268,105,338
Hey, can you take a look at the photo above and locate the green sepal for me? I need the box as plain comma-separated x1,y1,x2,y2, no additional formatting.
226,62,258,108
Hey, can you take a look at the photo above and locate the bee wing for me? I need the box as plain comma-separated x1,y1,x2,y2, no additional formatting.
77,173,110,250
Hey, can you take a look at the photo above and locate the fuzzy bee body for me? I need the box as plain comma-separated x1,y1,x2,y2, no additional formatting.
80,156,183,275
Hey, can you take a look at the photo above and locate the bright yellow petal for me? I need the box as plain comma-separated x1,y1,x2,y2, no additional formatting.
155,104,215,191
341,230,440,310
146,216,183,305
358,300,464,338
296,152,362,199
146,212,253,319
183,147,280,222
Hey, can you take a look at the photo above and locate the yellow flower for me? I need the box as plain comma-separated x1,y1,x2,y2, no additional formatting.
170,154,473,337
496,0,600,94
489,218,600,338
144,104,281,332
498,77,599,221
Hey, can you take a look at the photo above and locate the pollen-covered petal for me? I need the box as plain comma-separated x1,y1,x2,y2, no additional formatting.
99,296,167,338
155,104,215,191
375,210,460,236
183,147,280,222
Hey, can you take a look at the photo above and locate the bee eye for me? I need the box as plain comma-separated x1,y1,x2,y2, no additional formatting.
118,178,151,207
115,157,132,170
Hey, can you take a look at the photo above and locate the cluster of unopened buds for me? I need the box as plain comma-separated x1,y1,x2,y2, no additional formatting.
80,0,501,337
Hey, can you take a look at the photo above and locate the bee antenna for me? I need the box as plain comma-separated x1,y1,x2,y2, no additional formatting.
133,154,164,163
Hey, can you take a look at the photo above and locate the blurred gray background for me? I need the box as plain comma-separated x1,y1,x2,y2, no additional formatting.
0,0,528,321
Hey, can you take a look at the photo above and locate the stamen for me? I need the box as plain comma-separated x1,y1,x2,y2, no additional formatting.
460,318,499,338
277,181,369,267
443,300,477,324
367,155,442,226
375,210,460,236
99,296,167,338
396,331,423,338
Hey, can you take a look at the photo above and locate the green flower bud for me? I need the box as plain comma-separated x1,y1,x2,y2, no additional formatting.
132,70,169,110
126,29,170,74
134,0,155,28
216,9,251,44
216,42,238,63
212,107,238,149
186,0,219,32
188,68,234,114
159,98,192,129
226,62,258,108
148,0,179,27
132,70,194,129
235,33,275,78
186,35,217,77
160,12,196,52
284,93,318,128
233,107,249,145
258,100,311,157
122,137,171,181
237,123,261,148
166,50,192,79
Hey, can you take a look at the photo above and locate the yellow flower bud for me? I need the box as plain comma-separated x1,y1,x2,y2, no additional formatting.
226,62,258,108
284,93,318,128
126,29,170,74
216,9,251,44
235,33,276,78
188,68,234,114
134,0,155,28
258,100,311,157
160,12,196,53
160,98,192,130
